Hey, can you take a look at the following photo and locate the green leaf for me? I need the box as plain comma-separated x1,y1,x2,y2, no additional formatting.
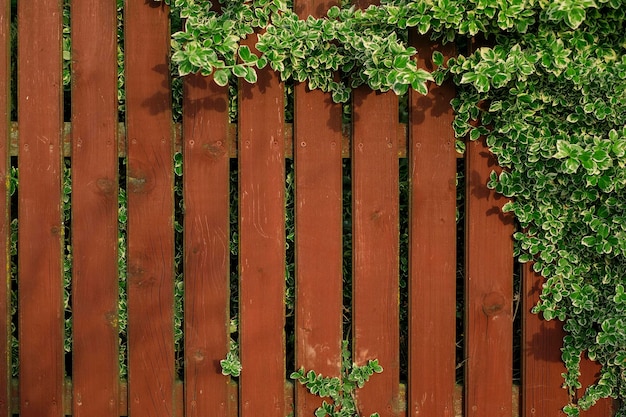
213,69,229,87
565,7,586,29
238,45,257,64
232,64,248,78
432,50,444,66
244,66,258,84
581,236,596,247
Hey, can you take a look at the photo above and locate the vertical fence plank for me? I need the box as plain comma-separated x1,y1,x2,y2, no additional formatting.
124,2,175,417
0,0,8,415
293,0,343,415
465,132,514,417
522,264,568,417
71,1,120,416
523,264,616,417
17,1,64,416
238,35,286,417
183,73,230,417
352,87,400,416
407,37,456,417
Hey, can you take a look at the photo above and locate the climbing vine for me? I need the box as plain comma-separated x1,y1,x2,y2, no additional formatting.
168,0,626,415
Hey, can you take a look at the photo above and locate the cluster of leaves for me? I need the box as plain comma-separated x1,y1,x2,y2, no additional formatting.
291,341,383,417
169,0,626,415
169,0,432,102
442,3,626,416
221,340,383,417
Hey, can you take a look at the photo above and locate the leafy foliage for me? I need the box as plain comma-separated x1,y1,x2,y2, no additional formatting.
169,0,626,415
291,341,383,417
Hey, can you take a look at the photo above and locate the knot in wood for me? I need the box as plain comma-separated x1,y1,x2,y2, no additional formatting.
482,292,506,317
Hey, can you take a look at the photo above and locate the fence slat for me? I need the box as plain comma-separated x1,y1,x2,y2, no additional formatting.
407,36,457,417
294,1,343,415
522,264,616,417
522,264,568,417
71,1,120,416
238,35,286,417
124,3,175,417
465,134,514,417
352,87,401,417
0,0,8,414
17,1,64,416
183,73,230,417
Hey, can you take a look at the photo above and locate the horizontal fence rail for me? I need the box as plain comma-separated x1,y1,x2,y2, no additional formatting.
1,1,619,417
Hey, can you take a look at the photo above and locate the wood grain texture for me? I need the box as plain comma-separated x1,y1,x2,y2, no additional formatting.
294,1,343,415
408,36,457,417
464,135,515,417
352,87,401,417
238,34,286,417
71,1,120,416
124,2,175,416
17,1,64,416
183,73,230,417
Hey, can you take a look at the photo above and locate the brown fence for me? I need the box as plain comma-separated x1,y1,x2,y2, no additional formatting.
1,1,618,417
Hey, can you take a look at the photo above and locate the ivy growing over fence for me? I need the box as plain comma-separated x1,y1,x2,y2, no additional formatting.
168,0,626,415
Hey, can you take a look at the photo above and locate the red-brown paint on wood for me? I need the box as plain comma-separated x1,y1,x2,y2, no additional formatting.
0,1,9,415
294,1,343,415
17,1,64,417
183,73,230,417
124,2,175,417
352,87,401,417
522,264,616,417
71,1,120,416
407,36,457,417
522,263,568,417
465,135,515,417
238,34,286,417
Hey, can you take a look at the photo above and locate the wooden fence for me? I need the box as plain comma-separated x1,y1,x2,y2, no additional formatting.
1,0,618,416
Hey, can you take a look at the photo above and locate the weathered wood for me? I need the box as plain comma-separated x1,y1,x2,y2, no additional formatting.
238,33,286,417
293,1,344,415
71,1,120,416
0,0,8,415
183,73,231,417
408,36,457,417
124,2,175,417
352,86,401,417
17,1,64,417
464,134,515,417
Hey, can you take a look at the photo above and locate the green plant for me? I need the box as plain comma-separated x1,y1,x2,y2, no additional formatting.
169,1,626,415
220,342,242,378
291,341,382,417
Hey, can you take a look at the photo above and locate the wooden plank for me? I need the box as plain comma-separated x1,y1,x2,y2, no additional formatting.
293,1,343,416
70,1,120,416
464,133,515,417
352,86,401,417
521,263,569,417
17,1,64,417
522,264,616,417
182,73,230,417
124,2,175,417
238,34,286,417
407,36,456,417
0,0,8,415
